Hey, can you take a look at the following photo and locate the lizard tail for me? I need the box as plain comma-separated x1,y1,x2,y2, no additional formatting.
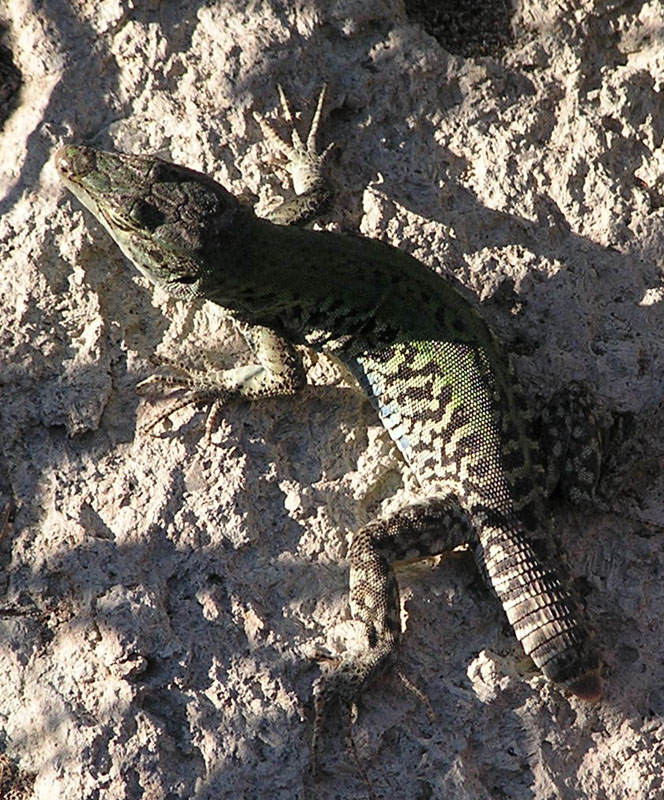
475,523,602,701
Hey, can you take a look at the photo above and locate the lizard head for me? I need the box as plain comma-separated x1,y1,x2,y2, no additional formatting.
55,145,242,299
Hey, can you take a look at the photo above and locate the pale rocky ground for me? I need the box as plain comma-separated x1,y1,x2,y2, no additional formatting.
1,1,664,798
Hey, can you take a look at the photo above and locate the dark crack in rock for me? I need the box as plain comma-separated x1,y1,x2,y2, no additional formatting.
405,0,515,57
0,23,21,131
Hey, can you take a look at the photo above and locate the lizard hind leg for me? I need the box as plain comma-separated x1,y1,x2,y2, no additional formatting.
310,493,473,774
254,85,334,226
537,380,625,509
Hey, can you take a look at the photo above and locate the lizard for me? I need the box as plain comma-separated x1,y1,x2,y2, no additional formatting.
55,86,603,768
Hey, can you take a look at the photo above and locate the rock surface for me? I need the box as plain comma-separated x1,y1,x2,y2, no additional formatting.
1,1,663,798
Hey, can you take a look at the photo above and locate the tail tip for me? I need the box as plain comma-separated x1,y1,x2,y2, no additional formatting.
567,669,603,702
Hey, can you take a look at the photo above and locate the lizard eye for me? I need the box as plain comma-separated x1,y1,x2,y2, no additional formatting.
129,198,165,231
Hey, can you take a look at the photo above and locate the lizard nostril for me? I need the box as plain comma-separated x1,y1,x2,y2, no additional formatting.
54,146,72,175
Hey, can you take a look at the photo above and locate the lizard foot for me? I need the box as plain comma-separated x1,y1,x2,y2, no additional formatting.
309,639,396,775
136,356,229,438
539,380,630,510
254,85,334,226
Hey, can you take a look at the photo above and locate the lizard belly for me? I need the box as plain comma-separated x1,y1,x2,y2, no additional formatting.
351,339,513,507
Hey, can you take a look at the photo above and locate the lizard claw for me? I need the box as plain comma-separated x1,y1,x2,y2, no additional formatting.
136,356,229,439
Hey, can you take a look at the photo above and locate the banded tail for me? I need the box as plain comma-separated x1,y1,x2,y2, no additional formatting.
475,518,602,700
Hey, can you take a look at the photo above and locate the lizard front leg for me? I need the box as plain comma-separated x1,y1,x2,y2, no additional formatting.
137,321,306,433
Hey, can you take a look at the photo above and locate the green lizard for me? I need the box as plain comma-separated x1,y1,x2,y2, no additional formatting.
55,87,602,767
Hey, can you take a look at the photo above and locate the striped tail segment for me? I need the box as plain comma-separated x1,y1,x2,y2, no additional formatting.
475,516,601,700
